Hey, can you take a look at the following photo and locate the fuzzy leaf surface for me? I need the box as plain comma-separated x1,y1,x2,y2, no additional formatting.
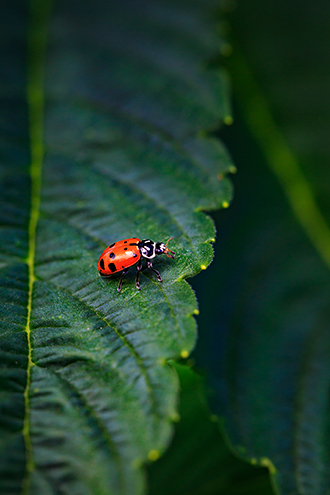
0,0,232,494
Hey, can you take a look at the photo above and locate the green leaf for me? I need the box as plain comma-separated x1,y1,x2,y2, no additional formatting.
194,1,330,493
0,0,233,494
147,364,274,495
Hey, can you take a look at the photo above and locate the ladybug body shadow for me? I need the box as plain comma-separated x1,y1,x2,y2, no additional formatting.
98,238,175,292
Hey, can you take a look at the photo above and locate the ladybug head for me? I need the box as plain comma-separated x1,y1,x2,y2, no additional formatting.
155,237,175,259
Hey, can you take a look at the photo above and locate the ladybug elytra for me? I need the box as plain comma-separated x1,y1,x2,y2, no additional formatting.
98,238,175,292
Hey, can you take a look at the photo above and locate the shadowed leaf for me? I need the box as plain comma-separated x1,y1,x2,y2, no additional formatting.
0,0,232,494
195,0,330,490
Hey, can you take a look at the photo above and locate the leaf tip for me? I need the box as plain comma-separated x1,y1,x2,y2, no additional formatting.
147,450,160,462
170,412,180,423
260,457,277,474
200,264,207,270
224,115,234,126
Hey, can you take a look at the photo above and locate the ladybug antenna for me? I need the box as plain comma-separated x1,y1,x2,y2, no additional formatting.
164,237,175,259
165,237,173,247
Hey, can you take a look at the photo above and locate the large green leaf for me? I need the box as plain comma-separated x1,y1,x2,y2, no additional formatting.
0,0,233,494
194,1,330,494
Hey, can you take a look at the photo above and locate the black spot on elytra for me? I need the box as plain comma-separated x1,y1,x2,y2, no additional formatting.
129,243,137,246
108,263,117,272
110,252,115,259
124,247,127,251
109,243,115,248
100,259,105,270
124,240,127,243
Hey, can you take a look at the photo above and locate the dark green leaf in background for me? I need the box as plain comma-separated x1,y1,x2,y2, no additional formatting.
0,0,233,494
195,1,330,494
147,364,274,495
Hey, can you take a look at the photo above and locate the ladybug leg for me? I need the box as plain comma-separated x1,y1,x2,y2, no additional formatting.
136,259,143,290
147,260,162,282
117,268,129,293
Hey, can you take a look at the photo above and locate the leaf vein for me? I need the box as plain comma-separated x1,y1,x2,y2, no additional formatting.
92,165,197,255
43,277,161,420
49,369,126,480
21,1,51,492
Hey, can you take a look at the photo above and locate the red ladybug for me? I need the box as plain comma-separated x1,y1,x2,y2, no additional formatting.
98,238,175,292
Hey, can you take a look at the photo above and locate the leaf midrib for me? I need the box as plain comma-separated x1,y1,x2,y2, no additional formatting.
21,0,51,493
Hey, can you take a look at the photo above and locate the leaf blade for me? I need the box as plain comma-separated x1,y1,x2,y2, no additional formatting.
0,0,233,493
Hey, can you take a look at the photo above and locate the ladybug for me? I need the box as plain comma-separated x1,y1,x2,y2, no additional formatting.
98,238,175,292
